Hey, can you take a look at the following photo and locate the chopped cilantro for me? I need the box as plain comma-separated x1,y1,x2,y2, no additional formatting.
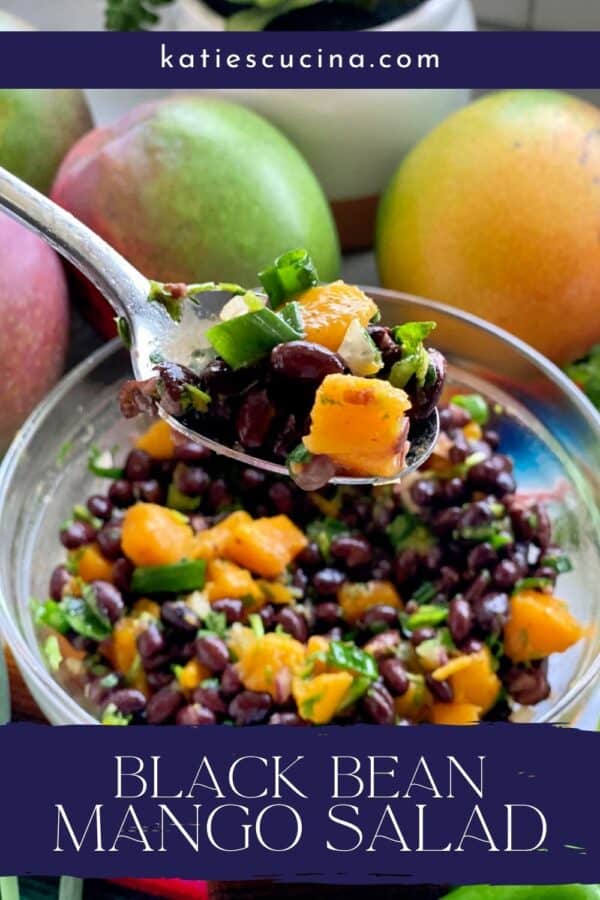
326,641,378,680
387,513,434,553
389,321,436,388
540,553,573,575
411,581,437,605
200,610,227,638
101,705,131,726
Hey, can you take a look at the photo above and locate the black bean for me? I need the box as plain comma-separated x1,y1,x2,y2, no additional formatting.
292,568,308,592
270,341,345,382
176,704,216,725
207,479,233,511
431,507,462,537
107,688,147,715
258,604,276,629
460,637,484,654
193,685,227,714
379,658,409,696
137,624,164,659
360,605,399,632
367,326,402,367
444,477,465,503
269,712,307,726
49,565,70,601
97,524,123,560
312,568,345,596
174,464,210,497
268,482,293,515
458,500,493,531
142,652,171,673
220,664,243,697
330,535,372,568
211,598,244,624
364,630,401,659
229,690,272,726
504,662,550,706
394,549,420,583
492,558,521,591
473,591,509,634
448,596,473,643
172,641,195,664
146,687,184,724
467,542,497,572
533,566,557,587
108,479,134,508
87,495,113,521
411,627,436,647
112,558,134,593
161,602,201,633
325,626,343,641
483,429,500,449
361,683,395,724
464,570,492,604
146,671,174,691
426,674,454,703
371,557,393,580
448,433,470,463
91,580,124,623
314,602,341,627
297,542,321,568
60,520,96,550
133,479,164,504
438,566,460,594
173,440,212,464
87,676,118,708
240,468,266,491
196,635,230,672
292,454,336,492
236,389,275,449
508,500,552,548
275,607,309,643
440,403,471,430
201,358,262,397
407,348,446,420
125,449,154,481
423,546,442,572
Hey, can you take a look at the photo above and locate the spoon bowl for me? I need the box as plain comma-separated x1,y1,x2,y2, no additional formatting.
0,166,439,485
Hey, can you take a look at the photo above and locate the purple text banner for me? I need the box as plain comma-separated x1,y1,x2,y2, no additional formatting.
0,32,597,89
0,722,598,883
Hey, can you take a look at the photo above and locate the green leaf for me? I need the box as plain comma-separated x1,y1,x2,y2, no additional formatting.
62,595,112,642
131,559,207,594
206,306,303,369
202,610,228,638
404,605,448,631
387,513,434,553
338,674,372,710
259,249,319,306
32,598,70,634
101,705,131,725
411,581,437,605
306,517,347,562
514,577,554,592
326,641,378,680
389,321,436,389
540,553,573,575
43,635,64,672
393,321,437,353
88,445,124,480
566,344,600,410
451,393,490,426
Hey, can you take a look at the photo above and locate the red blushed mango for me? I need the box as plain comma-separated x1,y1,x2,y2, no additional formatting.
51,96,340,338
0,215,69,450
377,90,600,365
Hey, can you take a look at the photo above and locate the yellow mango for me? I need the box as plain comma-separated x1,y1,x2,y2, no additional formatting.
304,374,412,478
121,503,195,567
443,648,501,714
294,281,377,351
225,515,308,579
206,559,262,603
234,631,307,698
504,589,584,662
338,580,401,624
193,511,253,561
293,672,353,724
77,544,113,583
177,658,211,692
135,419,175,459
430,702,482,725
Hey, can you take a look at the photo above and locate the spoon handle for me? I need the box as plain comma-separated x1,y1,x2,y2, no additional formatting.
0,166,149,320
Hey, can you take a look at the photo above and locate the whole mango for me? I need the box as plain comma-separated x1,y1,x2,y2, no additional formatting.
0,214,69,450
0,89,92,193
51,97,340,337
377,90,600,365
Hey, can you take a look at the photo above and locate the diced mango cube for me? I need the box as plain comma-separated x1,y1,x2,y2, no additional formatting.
206,559,262,603
232,630,307,698
441,648,500,714
177,658,211,692
225,515,308,579
338,580,401,624
135,420,176,459
121,502,196,567
429,702,482,725
303,374,412,478
293,672,353,724
193,511,253,561
77,544,114,583
295,281,377,351
504,589,584,663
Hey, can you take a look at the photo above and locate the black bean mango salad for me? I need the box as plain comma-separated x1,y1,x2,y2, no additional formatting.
33,388,584,726
120,250,446,487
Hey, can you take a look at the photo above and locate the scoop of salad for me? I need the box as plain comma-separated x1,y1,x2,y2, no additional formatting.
120,249,446,489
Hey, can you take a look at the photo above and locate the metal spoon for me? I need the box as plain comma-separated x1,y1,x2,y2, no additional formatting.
0,166,439,485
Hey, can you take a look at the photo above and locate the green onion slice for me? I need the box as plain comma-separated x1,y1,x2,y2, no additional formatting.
206,306,303,370
258,249,319,307
131,559,207,594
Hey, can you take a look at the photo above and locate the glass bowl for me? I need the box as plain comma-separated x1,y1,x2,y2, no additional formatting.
1,290,599,726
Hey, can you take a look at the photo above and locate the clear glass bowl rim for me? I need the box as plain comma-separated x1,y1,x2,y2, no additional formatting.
1,288,599,725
